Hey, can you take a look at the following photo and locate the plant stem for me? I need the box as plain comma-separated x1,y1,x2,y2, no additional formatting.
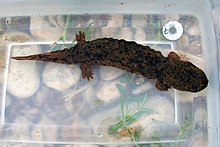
59,15,71,42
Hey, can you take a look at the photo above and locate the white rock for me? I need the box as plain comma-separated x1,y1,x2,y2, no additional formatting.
130,96,174,134
134,28,146,41
99,66,124,81
189,41,202,55
107,15,123,27
132,15,147,27
31,128,43,141
186,25,200,36
7,46,41,98
48,16,65,28
163,15,180,21
41,125,58,141
30,16,64,41
37,114,56,125
96,80,125,102
42,64,81,91
14,116,33,124
143,96,174,123
100,27,120,38
194,107,207,126
189,134,208,147
119,27,133,40
178,34,189,49
0,32,31,49
83,86,96,100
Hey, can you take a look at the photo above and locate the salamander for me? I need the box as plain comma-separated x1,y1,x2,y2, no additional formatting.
11,31,208,92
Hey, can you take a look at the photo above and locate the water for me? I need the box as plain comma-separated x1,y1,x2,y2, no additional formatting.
0,14,209,144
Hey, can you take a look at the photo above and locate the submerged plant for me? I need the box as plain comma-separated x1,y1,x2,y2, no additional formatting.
109,83,158,146
176,116,194,140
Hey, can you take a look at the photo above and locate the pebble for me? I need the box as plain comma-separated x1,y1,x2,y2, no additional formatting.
163,15,180,22
30,16,64,41
189,40,202,55
178,34,189,49
99,66,124,81
118,27,133,40
48,16,65,28
189,134,208,147
7,45,41,98
144,96,174,123
37,114,56,125
14,115,33,124
41,126,58,142
42,64,81,91
186,24,200,36
31,128,43,141
130,96,174,138
96,80,125,102
106,15,123,27
194,107,207,127
0,32,31,50
131,15,147,27
83,86,96,101
134,28,147,41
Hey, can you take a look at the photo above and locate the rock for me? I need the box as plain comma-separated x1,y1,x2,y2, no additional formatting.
7,45,41,98
42,64,81,92
178,34,189,49
30,16,64,41
107,15,123,27
0,32,31,50
189,133,208,147
48,16,65,28
96,80,125,102
118,27,133,40
189,40,202,55
132,15,147,27
99,66,124,81
186,24,200,36
130,96,174,138
134,28,146,41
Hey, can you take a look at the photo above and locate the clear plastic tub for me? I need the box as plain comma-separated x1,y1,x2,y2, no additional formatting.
0,0,219,146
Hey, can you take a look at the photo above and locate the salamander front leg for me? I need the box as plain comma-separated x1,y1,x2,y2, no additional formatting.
155,79,171,91
80,63,94,80
76,31,86,44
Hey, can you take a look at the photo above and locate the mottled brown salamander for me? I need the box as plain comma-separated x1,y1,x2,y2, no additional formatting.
11,31,208,92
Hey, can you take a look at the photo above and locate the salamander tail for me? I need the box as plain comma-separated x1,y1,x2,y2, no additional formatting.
11,48,76,64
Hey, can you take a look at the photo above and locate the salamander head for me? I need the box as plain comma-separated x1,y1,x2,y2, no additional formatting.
163,60,208,92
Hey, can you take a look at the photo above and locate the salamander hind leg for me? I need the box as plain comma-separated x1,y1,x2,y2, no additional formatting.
155,79,171,91
80,63,94,80
76,31,86,44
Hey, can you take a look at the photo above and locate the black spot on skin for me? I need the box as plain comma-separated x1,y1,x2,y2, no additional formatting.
38,54,44,58
96,44,102,49
52,58,58,62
